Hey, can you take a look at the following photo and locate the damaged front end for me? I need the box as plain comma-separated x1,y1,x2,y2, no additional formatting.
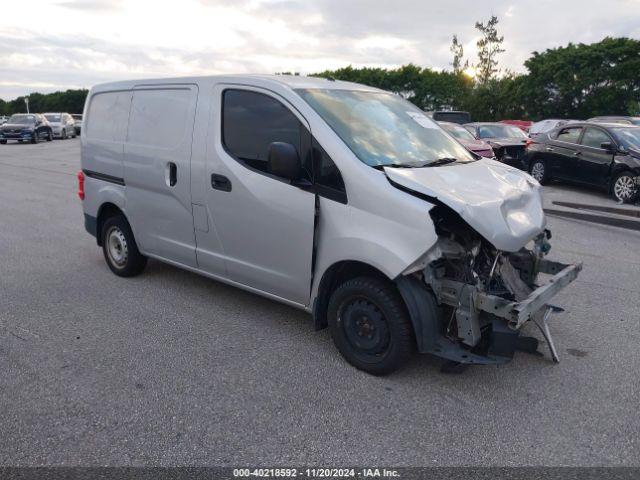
397,202,582,366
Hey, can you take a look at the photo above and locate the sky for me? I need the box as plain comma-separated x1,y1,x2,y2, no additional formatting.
1,0,639,100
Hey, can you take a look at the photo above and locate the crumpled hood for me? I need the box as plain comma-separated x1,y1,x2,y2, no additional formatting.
385,159,546,252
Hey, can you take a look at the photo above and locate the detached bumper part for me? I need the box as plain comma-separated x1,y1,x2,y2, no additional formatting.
475,260,583,329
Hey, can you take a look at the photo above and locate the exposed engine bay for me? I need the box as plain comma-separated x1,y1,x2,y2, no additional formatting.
397,202,582,366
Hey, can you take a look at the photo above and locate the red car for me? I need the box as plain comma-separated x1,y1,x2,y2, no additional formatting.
439,121,495,158
500,119,533,133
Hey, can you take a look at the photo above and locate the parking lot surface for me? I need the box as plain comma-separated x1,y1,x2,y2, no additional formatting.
1,139,639,466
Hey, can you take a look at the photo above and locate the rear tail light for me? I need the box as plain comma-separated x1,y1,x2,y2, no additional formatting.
77,170,85,200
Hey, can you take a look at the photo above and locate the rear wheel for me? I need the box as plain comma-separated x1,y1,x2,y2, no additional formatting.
611,172,637,203
529,158,548,184
101,215,147,277
328,276,414,375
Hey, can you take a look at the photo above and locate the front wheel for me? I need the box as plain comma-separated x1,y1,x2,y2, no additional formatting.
611,172,638,203
328,276,414,375
31,132,39,144
529,158,549,184
101,215,147,277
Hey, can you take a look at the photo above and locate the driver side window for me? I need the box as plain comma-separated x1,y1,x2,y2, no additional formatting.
222,89,304,174
581,127,611,149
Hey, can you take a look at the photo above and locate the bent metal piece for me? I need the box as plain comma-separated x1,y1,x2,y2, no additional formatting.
474,261,583,329
534,307,560,363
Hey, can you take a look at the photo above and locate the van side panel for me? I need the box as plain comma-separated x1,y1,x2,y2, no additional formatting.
82,90,132,180
123,85,199,267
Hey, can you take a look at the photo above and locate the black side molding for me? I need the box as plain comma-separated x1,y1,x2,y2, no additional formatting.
83,169,125,186
84,213,97,238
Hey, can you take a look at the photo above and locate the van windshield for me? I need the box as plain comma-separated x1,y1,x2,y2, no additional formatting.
296,89,475,167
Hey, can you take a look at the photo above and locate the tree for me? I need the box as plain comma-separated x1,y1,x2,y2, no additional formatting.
475,15,505,84
521,37,640,118
450,35,466,74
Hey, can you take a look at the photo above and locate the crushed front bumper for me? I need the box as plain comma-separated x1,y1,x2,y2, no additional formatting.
475,259,582,329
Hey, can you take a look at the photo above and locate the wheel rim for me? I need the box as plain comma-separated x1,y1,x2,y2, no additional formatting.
614,175,635,202
531,162,545,181
339,297,390,361
106,226,128,268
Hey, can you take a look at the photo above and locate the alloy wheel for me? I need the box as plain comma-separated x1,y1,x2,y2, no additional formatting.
531,162,545,182
614,175,636,202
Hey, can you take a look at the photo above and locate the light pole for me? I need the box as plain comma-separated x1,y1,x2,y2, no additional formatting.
25,97,29,114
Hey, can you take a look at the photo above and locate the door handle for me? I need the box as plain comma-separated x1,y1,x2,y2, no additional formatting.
211,173,232,192
573,151,582,156
166,162,177,187
546,147,554,152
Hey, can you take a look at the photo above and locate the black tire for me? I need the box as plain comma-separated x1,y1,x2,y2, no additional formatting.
328,276,414,375
62,129,67,139
0,140,6,144
101,214,147,277
31,132,39,144
529,158,549,184
47,130,53,141
611,171,638,203
17,139,23,143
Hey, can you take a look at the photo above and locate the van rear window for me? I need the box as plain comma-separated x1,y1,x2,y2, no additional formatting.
127,88,193,148
85,91,131,142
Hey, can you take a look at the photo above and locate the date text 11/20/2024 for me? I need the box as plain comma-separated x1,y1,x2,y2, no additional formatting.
233,468,401,478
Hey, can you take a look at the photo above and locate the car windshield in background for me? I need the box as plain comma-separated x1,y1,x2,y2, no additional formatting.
45,114,61,122
478,124,527,139
443,123,476,141
7,114,36,125
612,127,640,150
297,89,475,167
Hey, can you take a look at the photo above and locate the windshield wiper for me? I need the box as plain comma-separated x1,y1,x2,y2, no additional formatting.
424,157,458,167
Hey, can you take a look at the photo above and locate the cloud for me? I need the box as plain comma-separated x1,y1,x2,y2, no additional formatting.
0,0,639,100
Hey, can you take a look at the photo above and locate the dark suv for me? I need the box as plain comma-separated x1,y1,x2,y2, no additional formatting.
524,122,640,202
0,114,53,144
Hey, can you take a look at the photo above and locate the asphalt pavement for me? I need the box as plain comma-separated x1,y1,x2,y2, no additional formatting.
0,139,638,466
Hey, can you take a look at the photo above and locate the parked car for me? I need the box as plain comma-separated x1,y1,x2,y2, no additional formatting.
44,112,77,139
0,115,9,124
72,114,83,135
529,119,573,138
500,119,533,133
0,113,53,144
79,75,580,374
439,121,495,157
587,116,640,126
463,122,529,168
426,110,471,124
524,122,640,203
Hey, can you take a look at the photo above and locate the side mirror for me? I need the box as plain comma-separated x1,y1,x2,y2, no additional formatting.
268,142,301,181
600,141,615,152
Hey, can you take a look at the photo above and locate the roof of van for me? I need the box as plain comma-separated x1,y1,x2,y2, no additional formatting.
90,74,383,94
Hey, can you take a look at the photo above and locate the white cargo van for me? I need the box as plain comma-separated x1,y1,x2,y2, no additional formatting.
79,75,581,374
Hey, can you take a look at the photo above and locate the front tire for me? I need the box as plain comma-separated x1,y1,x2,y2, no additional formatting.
101,215,147,277
529,158,548,184
31,132,39,144
328,276,414,375
61,129,67,139
611,171,637,203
